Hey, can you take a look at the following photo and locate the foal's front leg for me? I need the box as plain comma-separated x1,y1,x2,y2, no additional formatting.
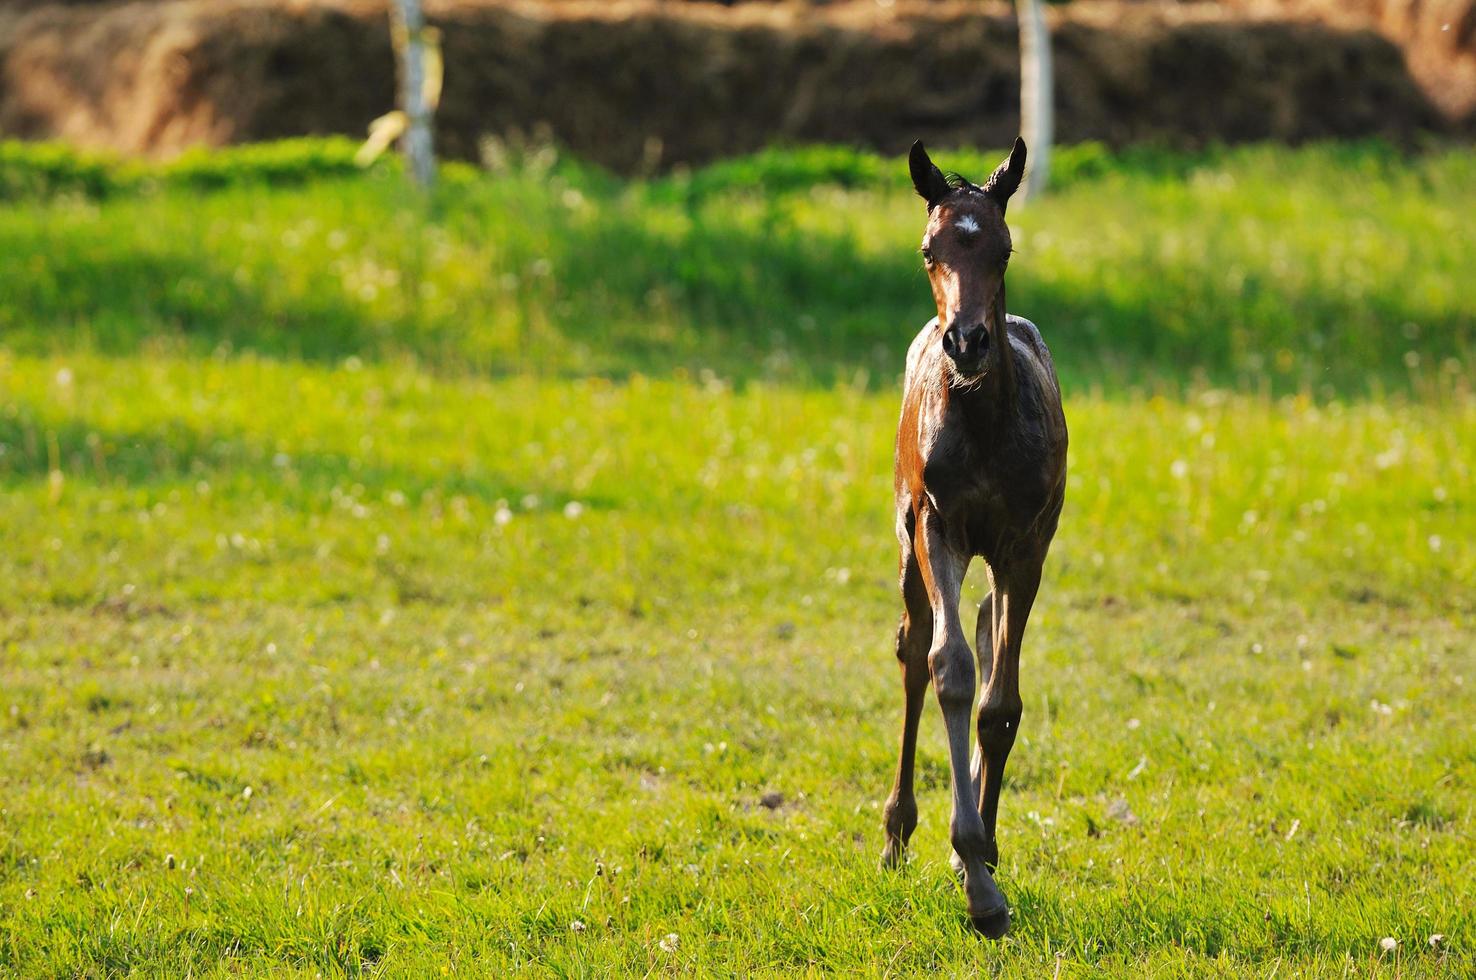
918,516,1010,937
975,566,1038,873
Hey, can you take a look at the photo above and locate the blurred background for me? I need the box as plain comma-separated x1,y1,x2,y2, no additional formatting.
2,1,1473,975
3,0,1475,166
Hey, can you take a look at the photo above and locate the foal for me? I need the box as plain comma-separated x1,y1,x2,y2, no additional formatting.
879,139,1067,937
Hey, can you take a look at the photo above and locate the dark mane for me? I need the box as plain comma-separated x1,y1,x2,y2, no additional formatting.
943,172,982,194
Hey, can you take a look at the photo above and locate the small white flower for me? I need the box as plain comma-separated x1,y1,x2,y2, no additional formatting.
563,501,585,519
1379,937,1397,953
569,920,586,933
659,933,680,952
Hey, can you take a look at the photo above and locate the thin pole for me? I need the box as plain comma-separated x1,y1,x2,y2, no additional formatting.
390,0,436,189
1017,0,1052,201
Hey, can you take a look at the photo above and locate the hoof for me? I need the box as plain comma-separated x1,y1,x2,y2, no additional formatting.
960,858,1009,938
970,903,1011,939
879,840,904,870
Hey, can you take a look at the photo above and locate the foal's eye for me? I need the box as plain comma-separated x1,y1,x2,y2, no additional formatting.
920,246,935,266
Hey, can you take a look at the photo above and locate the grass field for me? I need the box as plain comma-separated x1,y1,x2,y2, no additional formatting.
1,141,1473,976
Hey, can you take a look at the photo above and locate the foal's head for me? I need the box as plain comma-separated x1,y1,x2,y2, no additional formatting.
909,138,1027,379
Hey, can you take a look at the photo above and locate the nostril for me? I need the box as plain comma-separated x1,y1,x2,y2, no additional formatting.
941,331,958,356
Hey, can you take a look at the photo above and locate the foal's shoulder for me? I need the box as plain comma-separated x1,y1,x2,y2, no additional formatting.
1005,314,1048,357
906,317,939,369
902,317,940,385
1006,315,1061,392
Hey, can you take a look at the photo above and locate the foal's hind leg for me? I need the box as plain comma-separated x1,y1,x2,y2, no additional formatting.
970,589,996,807
881,548,932,868
974,565,1041,874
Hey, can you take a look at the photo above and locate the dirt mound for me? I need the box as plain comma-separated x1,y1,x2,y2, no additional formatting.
0,1,392,153
1225,0,1476,119
0,1,1463,170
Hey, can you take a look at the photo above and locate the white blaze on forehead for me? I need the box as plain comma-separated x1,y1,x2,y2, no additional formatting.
955,215,981,235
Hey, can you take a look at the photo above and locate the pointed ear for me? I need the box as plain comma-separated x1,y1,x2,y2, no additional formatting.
909,140,950,209
982,137,1027,212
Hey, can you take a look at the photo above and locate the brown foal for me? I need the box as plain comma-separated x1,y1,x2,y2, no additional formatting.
879,138,1068,938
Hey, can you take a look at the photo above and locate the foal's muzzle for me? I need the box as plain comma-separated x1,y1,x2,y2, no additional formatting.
942,321,991,374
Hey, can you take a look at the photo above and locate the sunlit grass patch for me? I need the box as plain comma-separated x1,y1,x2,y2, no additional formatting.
0,346,1472,974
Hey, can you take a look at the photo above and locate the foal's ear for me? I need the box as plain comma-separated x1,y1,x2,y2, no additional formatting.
909,140,950,209
982,137,1028,212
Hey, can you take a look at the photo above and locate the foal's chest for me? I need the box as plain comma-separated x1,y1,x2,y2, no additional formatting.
920,426,1058,562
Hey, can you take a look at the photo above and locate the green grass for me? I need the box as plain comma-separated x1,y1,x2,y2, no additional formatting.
0,141,1473,976
1,139,1472,394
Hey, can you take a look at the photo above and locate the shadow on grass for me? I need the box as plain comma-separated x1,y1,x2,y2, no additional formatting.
537,198,1472,395
5,179,1471,396
0,413,605,513
0,241,377,362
